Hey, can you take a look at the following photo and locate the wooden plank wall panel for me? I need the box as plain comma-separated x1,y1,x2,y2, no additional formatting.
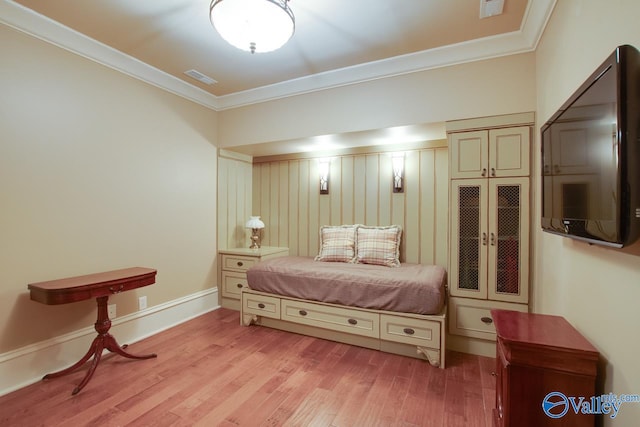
341,157,354,224
434,148,449,267
250,145,449,267
353,156,367,224
218,152,253,249
419,150,436,265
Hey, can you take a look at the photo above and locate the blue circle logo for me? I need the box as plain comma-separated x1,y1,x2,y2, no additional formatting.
542,392,569,418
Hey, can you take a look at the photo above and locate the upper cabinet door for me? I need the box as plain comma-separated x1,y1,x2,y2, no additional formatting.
489,127,530,178
450,127,530,179
450,130,489,179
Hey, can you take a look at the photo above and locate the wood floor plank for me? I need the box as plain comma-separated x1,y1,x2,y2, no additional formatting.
0,309,496,427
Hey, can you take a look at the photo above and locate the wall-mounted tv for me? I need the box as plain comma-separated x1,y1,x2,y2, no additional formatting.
541,44,640,248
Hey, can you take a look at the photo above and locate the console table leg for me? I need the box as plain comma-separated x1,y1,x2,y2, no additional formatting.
41,295,157,395
42,337,100,380
72,339,104,395
103,333,156,360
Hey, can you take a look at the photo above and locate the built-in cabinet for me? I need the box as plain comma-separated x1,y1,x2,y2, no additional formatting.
219,246,289,310
450,126,530,179
450,177,529,303
447,113,533,348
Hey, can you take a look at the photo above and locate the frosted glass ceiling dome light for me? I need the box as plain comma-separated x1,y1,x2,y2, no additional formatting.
210,0,295,54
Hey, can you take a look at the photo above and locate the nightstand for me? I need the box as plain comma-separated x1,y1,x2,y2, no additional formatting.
219,247,289,309
491,309,599,427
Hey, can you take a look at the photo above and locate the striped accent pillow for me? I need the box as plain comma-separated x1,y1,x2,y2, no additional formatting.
314,225,357,263
356,225,402,267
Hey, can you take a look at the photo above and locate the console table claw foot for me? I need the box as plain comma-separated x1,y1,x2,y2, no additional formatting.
28,267,158,395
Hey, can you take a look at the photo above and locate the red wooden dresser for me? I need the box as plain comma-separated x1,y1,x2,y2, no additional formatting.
491,309,599,427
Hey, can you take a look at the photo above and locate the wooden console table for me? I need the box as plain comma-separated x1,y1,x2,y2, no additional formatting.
28,267,158,395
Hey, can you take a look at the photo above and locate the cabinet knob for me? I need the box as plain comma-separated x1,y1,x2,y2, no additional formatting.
482,232,488,246
299,310,307,316
348,318,358,325
258,303,265,309
481,168,487,177
236,283,243,289
491,167,496,177
490,232,496,246
481,316,493,324
237,261,243,267
403,328,415,335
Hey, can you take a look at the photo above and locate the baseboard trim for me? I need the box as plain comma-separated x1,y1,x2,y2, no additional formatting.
0,287,219,397
446,333,497,358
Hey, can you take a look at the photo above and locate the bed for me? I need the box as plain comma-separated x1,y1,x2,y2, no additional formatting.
240,225,447,367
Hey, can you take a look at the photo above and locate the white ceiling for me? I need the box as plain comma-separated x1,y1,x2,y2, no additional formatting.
2,0,555,155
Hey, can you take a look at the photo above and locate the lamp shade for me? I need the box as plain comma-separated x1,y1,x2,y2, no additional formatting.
210,0,295,54
245,216,265,229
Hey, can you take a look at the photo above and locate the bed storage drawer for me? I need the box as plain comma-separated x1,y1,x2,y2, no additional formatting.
281,299,379,339
222,254,257,272
222,271,248,298
380,315,441,349
242,292,280,319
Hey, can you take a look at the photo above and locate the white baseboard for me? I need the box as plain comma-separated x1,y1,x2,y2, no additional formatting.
446,333,497,358
0,287,219,397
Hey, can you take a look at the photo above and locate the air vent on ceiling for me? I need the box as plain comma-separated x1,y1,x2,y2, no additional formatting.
479,0,504,19
184,69,217,85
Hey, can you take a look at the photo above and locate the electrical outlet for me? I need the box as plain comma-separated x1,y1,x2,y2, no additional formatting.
108,304,116,319
138,296,147,310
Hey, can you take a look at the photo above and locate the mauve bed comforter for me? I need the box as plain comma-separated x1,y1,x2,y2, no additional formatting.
246,256,446,315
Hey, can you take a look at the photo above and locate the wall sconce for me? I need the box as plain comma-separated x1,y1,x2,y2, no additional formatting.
245,216,265,249
392,152,405,193
318,158,330,194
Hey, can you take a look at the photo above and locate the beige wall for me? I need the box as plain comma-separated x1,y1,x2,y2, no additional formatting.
250,144,449,267
217,53,537,147
535,1,640,425
0,25,219,353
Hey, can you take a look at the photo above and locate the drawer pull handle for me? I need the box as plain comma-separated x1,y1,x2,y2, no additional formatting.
236,283,243,288
299,310,307,316
348,318,358,325
258,303,265,309
237,261,244,267
403,328,415,335
481,316,493,324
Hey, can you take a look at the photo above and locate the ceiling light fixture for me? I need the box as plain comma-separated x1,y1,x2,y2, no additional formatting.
209,0,295,54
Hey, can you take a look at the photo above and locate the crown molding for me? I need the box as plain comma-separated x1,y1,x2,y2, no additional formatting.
217,0,557,110
0,0,220,111
2,0,555,112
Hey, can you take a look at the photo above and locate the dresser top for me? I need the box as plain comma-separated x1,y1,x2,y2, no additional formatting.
219,246,289,257
491,309,598,354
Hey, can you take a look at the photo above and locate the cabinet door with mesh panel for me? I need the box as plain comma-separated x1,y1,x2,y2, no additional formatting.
488,178,529,303
450,180,488,299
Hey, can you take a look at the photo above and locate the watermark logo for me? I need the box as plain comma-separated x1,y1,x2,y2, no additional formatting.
542,392,570,418
542,392,640,419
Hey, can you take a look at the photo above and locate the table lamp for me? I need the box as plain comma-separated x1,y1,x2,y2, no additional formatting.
245,216,265,249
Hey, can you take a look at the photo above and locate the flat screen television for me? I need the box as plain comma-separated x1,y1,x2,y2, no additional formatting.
541,44,640,248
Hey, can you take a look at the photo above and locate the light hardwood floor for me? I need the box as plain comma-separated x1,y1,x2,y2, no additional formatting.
0,308,496,426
